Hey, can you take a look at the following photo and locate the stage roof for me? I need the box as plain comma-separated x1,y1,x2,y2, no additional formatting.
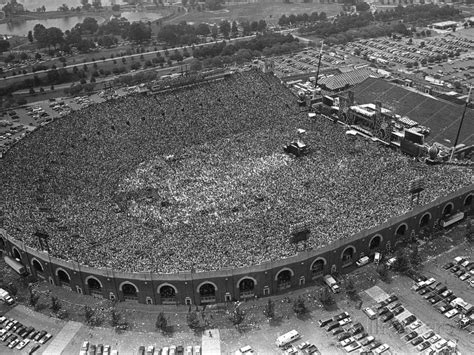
352,78,474,147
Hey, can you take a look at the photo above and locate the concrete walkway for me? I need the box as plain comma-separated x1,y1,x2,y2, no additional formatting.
202,328,221,355
42,320,83,355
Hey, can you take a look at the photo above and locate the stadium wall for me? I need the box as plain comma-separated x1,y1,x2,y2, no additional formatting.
0,185,473,305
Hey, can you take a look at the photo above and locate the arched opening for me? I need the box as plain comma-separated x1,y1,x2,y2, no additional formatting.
32,259,44,273
122,283,138,301
311,258,325,279
442,203,453,217
420,213,431,228
464,194,472,209
0,237,5,250
396,224,407,236
159,285,177,304
57,269,70,287
12,247,21,261
276,269,292,290
87,277,103,298
238,278,255,298
199,283,216,304
369,235,382,251
341,246,356,268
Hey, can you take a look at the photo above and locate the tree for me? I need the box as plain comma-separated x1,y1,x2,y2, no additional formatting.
128,22,151,43
211,25,218,40
92,0,102,10
231,21,238,37
377,264,391,283
46,27,64,48
257,20,266,32
0,39,10,53
84,305,94,324
111,4,120,11
28,288,40,307
189,58,202,71
410,244,422,267
392,249,410,273
219,20,231,38
263,299,275,319
293,296,308,316
156,312,168,333
345,278,357,299
27,30,34,43
466,218,473,243
82,17,99,34
50,296,62,312
230,305,245,325
33,24,47,46
186,311,200,330
319,287,335,308
196,23,210,36
110,307,121,327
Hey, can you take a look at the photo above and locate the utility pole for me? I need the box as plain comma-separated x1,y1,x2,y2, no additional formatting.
450,86,472,161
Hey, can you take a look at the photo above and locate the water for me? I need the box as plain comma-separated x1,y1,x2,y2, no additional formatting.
20,0,126,12
0,11,163,36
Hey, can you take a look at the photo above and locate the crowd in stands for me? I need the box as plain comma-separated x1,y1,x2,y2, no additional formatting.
0,69,471,274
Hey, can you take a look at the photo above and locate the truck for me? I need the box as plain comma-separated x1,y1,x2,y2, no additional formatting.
323,275,340,293
4,256,27,276
0,288,14,305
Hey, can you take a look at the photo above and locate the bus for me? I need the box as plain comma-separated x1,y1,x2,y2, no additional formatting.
4,256,27,276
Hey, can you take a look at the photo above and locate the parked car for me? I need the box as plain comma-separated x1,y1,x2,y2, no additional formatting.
373,344,390,354
422,330,435,340
318,318,332,327
445,309,459,318
460,273,471,281
442,262,454,270
404,331,418,341
402,315,416,326
411,336,423,346
361,336,375,346
354,332,368,341
382,312,394,322
337,332,351,342
392,306,404,316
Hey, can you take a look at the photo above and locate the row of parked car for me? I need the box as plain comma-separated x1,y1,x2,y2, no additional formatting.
81,341,202,355
412,271,473,330
319,311,389,354
442,256,474,287
137,345,201,355
0,316,52,354
373,294,454,354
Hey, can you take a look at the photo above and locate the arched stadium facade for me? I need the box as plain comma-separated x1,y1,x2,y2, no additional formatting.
1,186,472,305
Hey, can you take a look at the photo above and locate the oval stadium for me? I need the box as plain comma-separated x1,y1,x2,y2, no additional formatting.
0,69,473,304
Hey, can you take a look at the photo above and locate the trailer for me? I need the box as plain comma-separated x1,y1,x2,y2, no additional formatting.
4,256,27,276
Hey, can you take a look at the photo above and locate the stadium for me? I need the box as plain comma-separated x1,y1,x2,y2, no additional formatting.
0,69,473,305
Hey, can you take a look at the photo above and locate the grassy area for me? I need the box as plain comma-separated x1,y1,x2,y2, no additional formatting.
168,3,343,25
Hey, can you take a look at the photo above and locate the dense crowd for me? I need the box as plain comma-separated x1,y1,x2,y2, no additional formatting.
0,69,472,274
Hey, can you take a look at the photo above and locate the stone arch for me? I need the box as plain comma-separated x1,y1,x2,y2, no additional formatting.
31,258,44,273
237,277,257,292
310,257,326,275
86,276,102,290
197,282,217,297
341,245,356,262
275,268,293,289
464,194,472,208
395,223,408,236
369,235,383,250
56,268,71,284
419,212,431,227
12,246,21,261
158,283,178,298
274,267,294,281
0,237,5,250
442,202,454,217
120,281,139,297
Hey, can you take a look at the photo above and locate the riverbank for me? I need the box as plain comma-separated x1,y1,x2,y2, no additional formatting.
0,6,174,26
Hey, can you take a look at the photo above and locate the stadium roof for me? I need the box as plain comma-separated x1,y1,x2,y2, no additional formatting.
352,77,474,147
319,68,381,91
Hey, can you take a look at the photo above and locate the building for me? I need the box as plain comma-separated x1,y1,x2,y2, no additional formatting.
1,187,472,305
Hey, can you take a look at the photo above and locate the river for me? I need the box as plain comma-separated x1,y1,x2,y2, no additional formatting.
0,11,163,36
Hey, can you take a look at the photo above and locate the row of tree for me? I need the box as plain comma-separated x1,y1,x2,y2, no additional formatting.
157,19,268,47
278,12,327,27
